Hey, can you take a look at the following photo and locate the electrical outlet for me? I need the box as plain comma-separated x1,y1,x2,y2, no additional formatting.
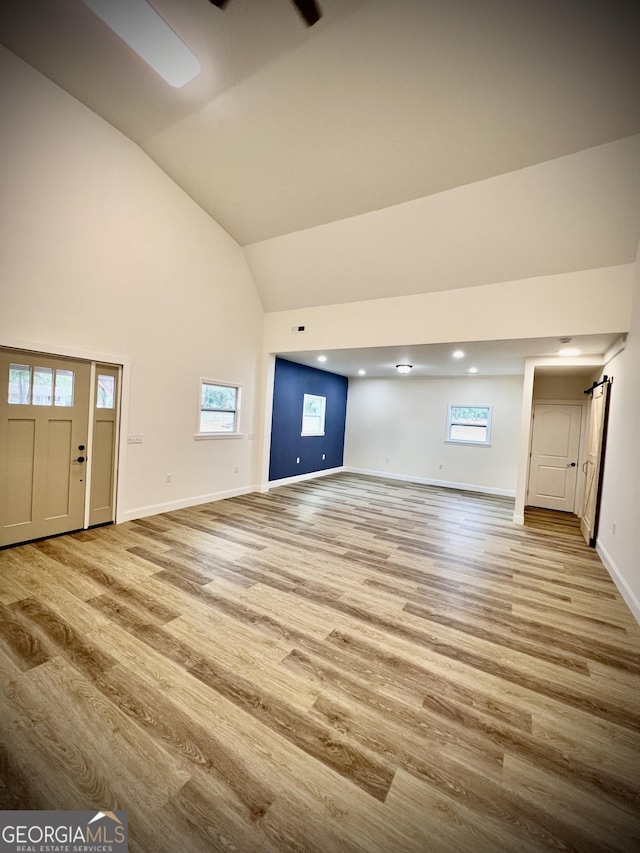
234,466,239,473
385,457,390,463
165,473,172,484
438,464,444,470
322,453,326,460
296,457,300,464
127,434,143,444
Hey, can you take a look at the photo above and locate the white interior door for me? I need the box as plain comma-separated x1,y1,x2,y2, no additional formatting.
580,382,610,546
527,404,582,512
1,348,91,546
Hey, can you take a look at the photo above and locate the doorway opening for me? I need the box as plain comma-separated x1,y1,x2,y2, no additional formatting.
527,402,583,513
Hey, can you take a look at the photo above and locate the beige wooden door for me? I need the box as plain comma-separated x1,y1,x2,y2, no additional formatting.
89,364,120,526
580,382,610,546
527,404,582,512
1,349,90,546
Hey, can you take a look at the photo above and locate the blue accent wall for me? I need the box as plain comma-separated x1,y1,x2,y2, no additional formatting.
269,357,348,481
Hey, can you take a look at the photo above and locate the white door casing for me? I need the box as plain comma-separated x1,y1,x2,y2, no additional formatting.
527,404,582,512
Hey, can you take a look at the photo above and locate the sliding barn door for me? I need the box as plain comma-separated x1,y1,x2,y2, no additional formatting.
0,349,90,546
580,381,610,547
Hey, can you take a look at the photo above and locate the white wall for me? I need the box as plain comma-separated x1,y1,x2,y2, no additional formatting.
345,375,523,496
596,242,640,621
0,47,265,520
263,266,633,356
246,136,640,311
533,374,593,400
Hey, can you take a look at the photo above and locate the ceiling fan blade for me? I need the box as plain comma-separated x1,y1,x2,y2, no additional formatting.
291,0,322,26
207,0,230,8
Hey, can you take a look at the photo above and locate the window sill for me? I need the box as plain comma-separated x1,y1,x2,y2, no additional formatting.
301,432,326,437
194,432,243,441
445,439,491,447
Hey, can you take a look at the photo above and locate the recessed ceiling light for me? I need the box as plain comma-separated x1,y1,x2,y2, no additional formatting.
358,369,366,376
468,367,478,374
558,347,581,357
396,364,412,374
317,355,327,363
452,350,465,359
81,0,201,88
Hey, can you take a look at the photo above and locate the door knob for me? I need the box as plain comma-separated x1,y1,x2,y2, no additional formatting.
567,462,576,467
74,456,86,463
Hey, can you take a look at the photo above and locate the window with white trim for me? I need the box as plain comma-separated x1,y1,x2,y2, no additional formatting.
446,405,492,445
301,393,326,436
197,380,241,437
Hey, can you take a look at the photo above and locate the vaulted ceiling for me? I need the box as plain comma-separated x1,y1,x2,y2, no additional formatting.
2,0,640,313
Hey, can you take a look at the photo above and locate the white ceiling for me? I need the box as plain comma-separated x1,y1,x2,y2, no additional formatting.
2,0,639,245
278,333,621,378
1,0,638,372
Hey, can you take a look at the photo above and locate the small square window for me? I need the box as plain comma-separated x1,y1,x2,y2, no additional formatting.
197,380,241,438
301,393,326,436
446,405,492,445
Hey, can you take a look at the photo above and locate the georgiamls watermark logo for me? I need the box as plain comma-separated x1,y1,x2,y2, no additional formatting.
0,810,128,852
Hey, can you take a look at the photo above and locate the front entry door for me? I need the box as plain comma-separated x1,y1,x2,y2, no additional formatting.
527,404,582,512
0,349,90,547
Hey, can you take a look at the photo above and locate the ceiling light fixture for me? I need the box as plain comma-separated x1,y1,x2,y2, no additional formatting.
81,0,201,88
452,350,465,359
469,367,478,374
558,347,581,357
317,355,327,363
396,364,412,375
358,369,366,376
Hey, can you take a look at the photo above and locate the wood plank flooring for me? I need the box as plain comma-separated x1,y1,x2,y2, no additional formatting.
1,472,639,851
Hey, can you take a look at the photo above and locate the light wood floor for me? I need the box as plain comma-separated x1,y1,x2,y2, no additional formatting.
1,473,639,852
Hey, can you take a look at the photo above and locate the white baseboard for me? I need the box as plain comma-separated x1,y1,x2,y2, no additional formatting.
118,485,257,523
343,467,516,498
261,467,345,493
596,541,640,625
513,513,525,525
